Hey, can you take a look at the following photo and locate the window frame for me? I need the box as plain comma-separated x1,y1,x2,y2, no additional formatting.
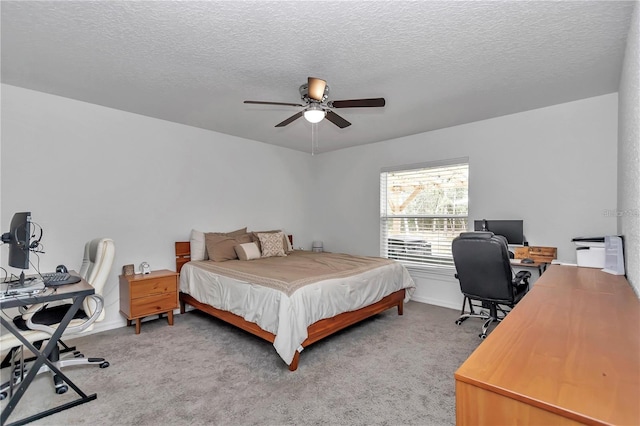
380,157,469,271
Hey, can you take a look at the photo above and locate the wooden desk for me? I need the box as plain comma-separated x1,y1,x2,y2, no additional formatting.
455,265,640,425
511,259,547,276
510,259,545,268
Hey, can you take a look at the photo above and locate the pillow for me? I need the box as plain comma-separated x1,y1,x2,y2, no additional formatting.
205,232,252,262
190,228,248,261
234,242,261,261
190,229,206,261
251,230,293,253
201,226,247,260
257,232,287,258
224,227,249,237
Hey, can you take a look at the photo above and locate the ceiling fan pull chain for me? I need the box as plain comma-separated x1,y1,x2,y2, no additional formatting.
311,123,319,156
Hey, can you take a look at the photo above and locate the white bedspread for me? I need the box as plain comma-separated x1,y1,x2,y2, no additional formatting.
179,257,415,365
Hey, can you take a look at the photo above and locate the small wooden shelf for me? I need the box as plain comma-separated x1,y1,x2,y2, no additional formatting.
119,269,179,334
514,246,557,263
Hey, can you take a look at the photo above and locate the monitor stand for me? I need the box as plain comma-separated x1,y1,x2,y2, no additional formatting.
7,271,35,288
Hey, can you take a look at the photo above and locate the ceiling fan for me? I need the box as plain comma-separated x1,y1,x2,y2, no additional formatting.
244,77,385,128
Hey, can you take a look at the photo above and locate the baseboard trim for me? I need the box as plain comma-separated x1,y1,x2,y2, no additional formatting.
71,299,458,341
82,310,186,336
409,294,460,311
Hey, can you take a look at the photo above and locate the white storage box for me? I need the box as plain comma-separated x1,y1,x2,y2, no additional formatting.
602,235,625,275
573,237,605,268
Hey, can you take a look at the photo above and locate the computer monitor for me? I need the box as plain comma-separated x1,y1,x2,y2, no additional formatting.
2,211,32,273
474,219,525,245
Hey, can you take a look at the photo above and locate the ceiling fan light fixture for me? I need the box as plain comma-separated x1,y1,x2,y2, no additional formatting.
304,106,326,124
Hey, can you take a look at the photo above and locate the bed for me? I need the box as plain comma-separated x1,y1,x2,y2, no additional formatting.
175,239,415,371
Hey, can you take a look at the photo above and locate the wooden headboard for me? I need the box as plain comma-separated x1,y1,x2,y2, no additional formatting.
175,234,293,273
175,241,191,273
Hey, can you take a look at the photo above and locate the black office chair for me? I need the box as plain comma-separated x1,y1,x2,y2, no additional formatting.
452,231,530,339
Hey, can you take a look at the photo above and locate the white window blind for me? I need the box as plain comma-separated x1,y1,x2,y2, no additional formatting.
380,160,469,269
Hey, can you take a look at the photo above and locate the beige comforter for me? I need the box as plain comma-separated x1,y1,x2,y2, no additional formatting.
190,251,395,296
181,251,415,365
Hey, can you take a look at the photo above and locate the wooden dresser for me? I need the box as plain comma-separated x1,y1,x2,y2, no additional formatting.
455,265,640,425
119,269,179,334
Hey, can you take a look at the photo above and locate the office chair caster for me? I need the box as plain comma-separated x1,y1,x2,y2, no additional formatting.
455,318,467,325
0,391,7,400
99,361,110,368
54,374,68,395
479,333,487,339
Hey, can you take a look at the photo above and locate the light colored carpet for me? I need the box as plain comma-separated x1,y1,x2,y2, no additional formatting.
2,301,483,425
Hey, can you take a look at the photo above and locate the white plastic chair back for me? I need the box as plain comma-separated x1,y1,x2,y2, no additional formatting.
79,238,115,322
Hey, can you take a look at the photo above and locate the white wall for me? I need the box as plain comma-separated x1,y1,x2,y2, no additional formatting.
312,94,619,308
0,84,625,323
1,84,315,332
618,1,640,296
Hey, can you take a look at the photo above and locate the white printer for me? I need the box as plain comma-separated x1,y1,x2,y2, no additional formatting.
572,236,606,268
572,236,625,275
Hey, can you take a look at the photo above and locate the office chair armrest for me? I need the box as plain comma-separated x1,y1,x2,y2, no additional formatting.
513,270,531,287
19,302,47,321
25,295,104,335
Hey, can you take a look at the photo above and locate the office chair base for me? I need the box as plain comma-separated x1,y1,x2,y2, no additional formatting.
0,339,77,370
0,345,109,398
455,312,490,326
456,296,510,339
479,316,503,339
57,356,109,369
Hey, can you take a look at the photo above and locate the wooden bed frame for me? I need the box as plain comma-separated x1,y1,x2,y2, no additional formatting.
175,241,405,371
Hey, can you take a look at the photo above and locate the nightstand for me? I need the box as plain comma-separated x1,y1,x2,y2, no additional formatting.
119,269,179,334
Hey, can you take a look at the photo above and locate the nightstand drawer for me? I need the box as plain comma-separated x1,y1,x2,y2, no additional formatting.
130,276,177,299
130,293,177,317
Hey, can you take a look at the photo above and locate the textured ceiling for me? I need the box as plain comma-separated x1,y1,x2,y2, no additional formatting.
1,1,635,153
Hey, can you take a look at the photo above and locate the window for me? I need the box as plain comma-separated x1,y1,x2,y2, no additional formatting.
380,159,469,269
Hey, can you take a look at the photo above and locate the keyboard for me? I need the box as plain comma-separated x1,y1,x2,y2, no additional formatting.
42,272,81,287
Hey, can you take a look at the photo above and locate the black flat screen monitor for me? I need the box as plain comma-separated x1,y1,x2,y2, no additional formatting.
2,212,32,269
474,219,524,245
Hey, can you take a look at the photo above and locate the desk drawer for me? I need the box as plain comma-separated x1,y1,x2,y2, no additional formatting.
130,276,177,299
130,293,177,317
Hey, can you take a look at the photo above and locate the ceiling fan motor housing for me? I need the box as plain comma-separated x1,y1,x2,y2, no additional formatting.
299,83,329,104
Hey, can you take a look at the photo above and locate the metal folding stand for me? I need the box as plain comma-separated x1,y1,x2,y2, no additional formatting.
0,284,96,426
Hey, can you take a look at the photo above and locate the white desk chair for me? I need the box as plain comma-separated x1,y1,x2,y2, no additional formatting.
0,237,115,397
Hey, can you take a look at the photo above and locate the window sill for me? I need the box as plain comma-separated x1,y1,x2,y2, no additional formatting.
403,264,456,278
